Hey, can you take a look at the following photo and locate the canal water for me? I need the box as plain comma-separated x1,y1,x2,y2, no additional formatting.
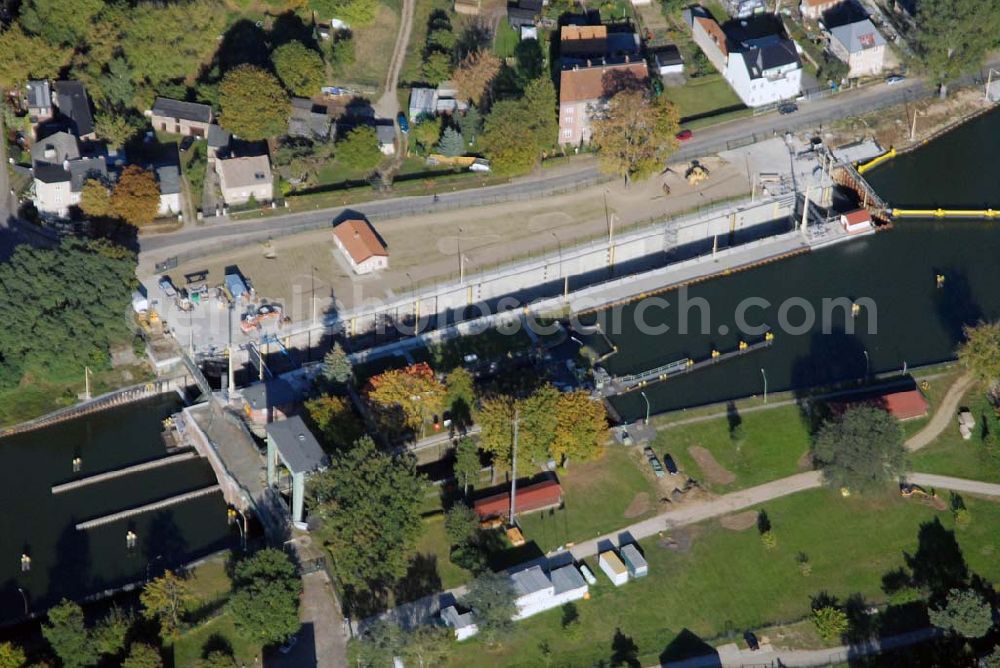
0,395,232,622
604,107,1000,422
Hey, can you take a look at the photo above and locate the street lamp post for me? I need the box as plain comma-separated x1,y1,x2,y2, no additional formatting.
640,391,651,425
16,588,27,617
760,368,768,403
457,227,464,283
863,350,870,377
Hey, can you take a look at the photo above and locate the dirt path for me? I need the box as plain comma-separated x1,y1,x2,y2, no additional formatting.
905,373,975,451
373,0,415,120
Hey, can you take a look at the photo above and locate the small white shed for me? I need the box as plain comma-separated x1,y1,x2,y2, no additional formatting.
440,605,478,641
599,550,628,586
620,543,648,578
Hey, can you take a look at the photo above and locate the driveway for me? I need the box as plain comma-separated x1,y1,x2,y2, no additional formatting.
265,570,348,668
373,0,415,120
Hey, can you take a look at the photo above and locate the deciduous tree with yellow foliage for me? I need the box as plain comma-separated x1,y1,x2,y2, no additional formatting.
365,363,445,439
552,390,607,464
591,88,680,186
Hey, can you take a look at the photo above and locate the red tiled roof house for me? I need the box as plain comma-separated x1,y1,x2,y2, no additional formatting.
333,219,389,275
559,60,649,146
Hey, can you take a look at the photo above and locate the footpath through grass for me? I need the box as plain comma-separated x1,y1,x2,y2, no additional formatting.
908,380,1000,483
445,488,1000,667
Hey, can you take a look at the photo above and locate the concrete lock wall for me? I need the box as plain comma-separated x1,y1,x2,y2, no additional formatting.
339,195,795,337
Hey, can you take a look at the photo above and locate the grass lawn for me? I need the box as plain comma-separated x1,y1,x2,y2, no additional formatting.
663,74,745,122
516,447,660,553
172,612,261,666
494,18,519,58
908,380,1000,483
414,514,475,590
171,553,263,666
445,488,1000,667
653,403,812,493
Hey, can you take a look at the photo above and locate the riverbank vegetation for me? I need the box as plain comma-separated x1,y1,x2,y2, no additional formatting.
0,238,144,427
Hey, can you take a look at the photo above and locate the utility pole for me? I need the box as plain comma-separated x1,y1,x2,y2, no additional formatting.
509,408,519,525
83,366,91,400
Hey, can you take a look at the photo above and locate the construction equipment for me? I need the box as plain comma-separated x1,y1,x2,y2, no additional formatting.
138,309,161,333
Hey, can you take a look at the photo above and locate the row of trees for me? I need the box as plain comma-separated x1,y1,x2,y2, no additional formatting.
478,385,609,472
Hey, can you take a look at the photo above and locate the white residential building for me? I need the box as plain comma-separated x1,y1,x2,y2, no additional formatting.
512,565,588,619
30,131,107,218
690,12,802,107
829,19,887,78
215,154,273,206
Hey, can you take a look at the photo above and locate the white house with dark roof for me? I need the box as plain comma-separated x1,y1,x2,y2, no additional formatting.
689,11,802,107
30,131,107,218
725,34,802,106
154,164,182,216
828,18,886,77
150,97,214,138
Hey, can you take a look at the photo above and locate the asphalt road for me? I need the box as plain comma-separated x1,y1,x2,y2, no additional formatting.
139,63,998,264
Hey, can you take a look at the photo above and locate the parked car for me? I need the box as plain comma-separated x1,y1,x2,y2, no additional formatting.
663,453,678,475
744,631,760,651
158,276,176,297
397,112,410,133
179,135,195,152
778,103,798,115
885,75,906,86
675,129,693,142
643,446,665,478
